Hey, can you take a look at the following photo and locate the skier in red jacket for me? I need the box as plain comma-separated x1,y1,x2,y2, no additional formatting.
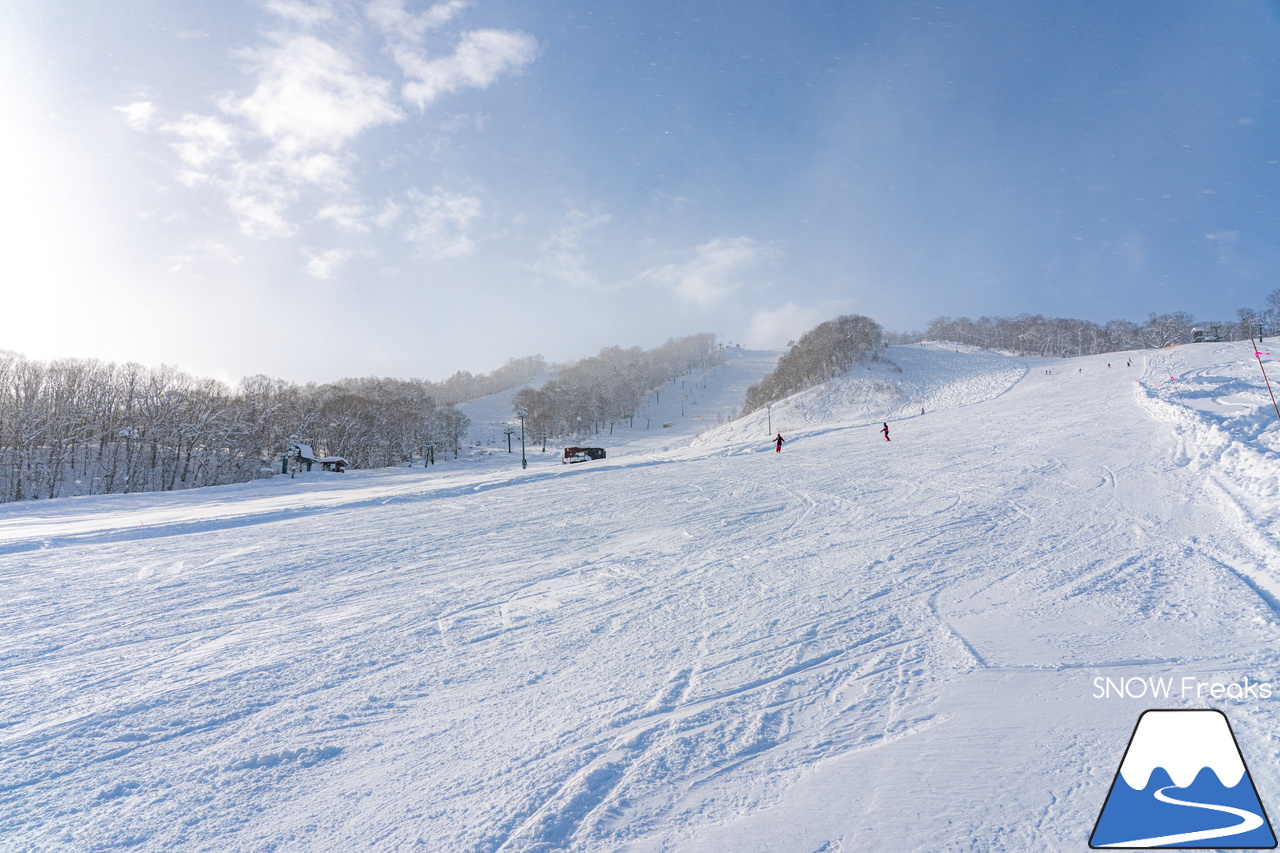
881,422,890,442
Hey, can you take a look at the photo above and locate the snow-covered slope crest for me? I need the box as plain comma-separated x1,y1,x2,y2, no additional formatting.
889,342,1029,414
1118,710,1246,790
692,341,1028,446
458,348,781,454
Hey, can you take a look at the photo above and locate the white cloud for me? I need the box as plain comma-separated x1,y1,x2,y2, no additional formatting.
114,101,156,132
223,35,404,155
406,187,482,257
264,0,337,27
274,150,349,191
304,247,354,278
147,34,405,237
317,202,371,233
162,114,239,174
226,181,298,238
745,302,840,349
168,239,244,274
367,0,468,41
369,4,537,111
368,2,537,110
124,1,531,242
531,208,612,288
374,199,403,228
643,236,778,308
396,29,538,109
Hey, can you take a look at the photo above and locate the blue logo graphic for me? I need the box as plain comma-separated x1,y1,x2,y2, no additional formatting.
1091,709,1276,848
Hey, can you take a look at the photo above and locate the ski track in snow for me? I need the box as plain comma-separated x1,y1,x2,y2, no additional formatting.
4,342,1280,851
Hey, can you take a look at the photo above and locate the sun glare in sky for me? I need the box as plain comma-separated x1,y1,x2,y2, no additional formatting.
3,0,1279,383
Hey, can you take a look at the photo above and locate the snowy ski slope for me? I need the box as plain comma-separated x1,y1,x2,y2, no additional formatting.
5,342,1280,852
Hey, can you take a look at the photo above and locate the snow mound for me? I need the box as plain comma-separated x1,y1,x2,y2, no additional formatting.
692,341,1027,447
1136,341,1280,530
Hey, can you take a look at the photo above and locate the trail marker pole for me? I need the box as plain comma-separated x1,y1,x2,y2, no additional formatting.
1252,335,1280,422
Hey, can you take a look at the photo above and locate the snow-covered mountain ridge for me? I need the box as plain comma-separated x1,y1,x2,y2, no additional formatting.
6,342,1280,852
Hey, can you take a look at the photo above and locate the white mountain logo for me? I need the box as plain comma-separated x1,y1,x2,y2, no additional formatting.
1091,709,1276,848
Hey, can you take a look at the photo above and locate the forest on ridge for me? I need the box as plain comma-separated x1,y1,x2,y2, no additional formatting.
4,290,1280,503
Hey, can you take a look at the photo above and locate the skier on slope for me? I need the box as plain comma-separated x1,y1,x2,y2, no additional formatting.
774,433,785,453
881,422,890,442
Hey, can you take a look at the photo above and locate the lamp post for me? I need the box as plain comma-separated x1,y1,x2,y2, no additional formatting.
518,407,528,469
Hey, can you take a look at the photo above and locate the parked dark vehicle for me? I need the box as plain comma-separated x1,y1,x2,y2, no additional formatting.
563,447,606,464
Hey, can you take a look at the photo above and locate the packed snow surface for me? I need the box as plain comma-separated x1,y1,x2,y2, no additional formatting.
6,342,1280,851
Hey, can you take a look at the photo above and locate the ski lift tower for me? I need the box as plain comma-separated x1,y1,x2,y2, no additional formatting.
518,407,528,470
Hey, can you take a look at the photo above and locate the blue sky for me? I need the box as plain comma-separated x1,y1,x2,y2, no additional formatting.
3,1,1279,383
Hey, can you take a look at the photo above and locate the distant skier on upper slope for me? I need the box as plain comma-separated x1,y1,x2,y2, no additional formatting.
881,422,890,442
775,433,785,453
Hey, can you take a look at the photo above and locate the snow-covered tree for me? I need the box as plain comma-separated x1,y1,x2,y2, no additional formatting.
512,334,722,439
744,315,884,413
